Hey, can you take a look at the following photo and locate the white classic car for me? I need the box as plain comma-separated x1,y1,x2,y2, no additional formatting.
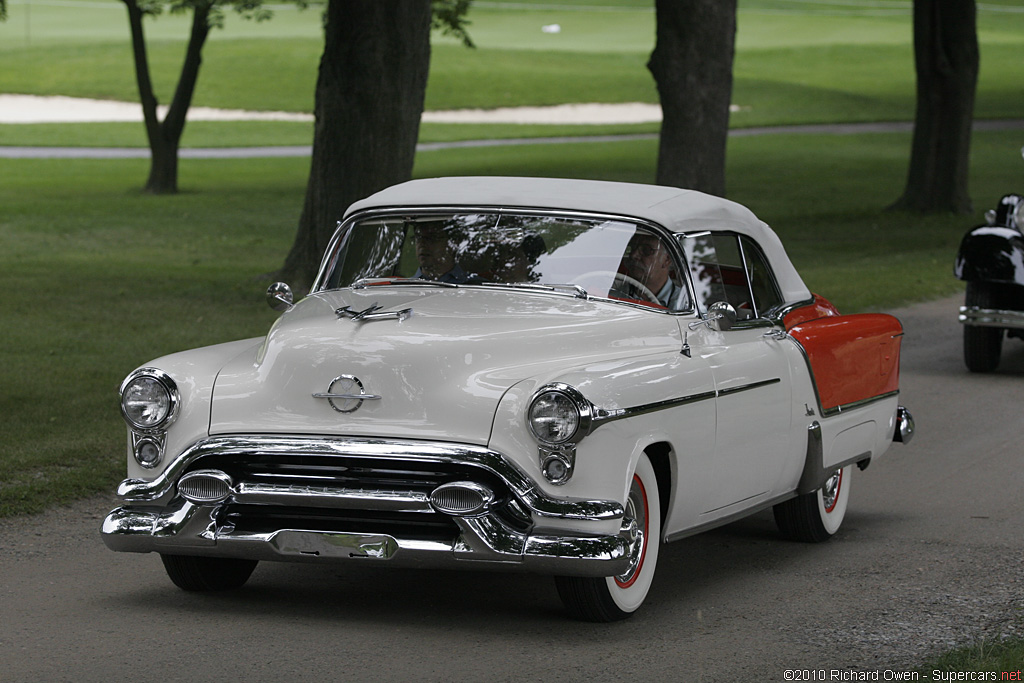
102,177,914,621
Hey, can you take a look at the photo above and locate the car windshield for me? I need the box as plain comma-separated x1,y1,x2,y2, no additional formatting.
316,212,692,311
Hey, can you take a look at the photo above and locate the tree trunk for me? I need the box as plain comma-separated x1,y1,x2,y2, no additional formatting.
647,0,737,198
280,0,433,291
122,0,211,195
891,0,978,213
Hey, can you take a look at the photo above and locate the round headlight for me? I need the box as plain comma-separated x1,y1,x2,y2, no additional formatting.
528,386,589,445
120,370,178,431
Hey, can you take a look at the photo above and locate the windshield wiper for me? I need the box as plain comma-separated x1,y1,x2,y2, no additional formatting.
477,282,589,299
352,277,458,289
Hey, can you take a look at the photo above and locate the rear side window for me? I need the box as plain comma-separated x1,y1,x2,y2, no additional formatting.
679,232,783,321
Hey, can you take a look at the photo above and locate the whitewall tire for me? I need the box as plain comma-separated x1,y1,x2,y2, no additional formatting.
555,452,661,621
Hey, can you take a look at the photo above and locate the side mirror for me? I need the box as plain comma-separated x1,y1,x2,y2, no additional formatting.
706,301,737,331
686,301,738,332
266,282,294,312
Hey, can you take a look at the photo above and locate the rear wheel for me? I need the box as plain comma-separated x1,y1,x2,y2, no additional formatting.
160,554,258,591
555,453,661,622
963,281,1004,373
773,465,851,543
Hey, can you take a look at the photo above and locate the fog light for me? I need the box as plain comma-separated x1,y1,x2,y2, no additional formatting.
134,437,162,469
541,451,573,485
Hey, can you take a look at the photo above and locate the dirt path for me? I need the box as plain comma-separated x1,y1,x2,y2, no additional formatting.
1,294,1021,682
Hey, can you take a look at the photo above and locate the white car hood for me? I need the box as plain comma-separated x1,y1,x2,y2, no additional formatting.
209,287,682,445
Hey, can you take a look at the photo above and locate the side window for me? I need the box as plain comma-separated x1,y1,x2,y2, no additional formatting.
680,232,781,321
680,233,755,319
741,236,784,316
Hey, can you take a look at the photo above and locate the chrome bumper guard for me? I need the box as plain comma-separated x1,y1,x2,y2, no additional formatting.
101,435,631,577
894,405,914,444
959,306,1024,330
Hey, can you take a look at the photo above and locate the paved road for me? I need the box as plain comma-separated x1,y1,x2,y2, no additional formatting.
3,119,1023,159
1,295,1022,682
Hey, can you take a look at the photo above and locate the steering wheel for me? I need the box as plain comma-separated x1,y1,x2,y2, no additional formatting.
572,271,660,304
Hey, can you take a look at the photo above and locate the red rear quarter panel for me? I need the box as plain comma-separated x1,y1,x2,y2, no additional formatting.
786,301,902,413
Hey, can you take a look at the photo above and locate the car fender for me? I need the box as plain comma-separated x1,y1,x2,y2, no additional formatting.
954,225,1024,285
121,338,263,480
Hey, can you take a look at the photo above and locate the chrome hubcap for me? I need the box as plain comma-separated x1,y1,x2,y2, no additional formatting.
822,469,842,512
615,476,647,586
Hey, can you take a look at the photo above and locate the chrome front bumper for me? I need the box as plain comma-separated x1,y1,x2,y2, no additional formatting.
959,306,1024,330
101,435,631,577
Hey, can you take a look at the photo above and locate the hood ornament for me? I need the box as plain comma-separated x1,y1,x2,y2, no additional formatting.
336,303,411,323
312,375,382,413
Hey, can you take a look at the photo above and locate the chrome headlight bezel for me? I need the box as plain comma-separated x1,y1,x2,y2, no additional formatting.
527,383,593,446
119,368,180,433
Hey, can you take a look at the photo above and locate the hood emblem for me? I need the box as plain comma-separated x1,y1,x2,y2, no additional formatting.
336,303,412,323
312,375,382,413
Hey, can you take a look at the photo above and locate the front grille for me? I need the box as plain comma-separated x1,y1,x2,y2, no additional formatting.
221,504,461,542
182,451,530,539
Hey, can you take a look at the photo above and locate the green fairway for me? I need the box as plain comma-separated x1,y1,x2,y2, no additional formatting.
1,0,1022,145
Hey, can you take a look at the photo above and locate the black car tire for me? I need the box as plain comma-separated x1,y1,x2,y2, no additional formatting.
773,465,851,543
160,554,258,591
963,281,1004,373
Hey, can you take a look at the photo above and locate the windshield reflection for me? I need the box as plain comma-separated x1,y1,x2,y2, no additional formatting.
319,212,692,312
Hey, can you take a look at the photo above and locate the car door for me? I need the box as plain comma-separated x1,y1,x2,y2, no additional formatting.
679,231,796,521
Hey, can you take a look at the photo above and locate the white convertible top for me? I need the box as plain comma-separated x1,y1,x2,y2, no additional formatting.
346,176,811,303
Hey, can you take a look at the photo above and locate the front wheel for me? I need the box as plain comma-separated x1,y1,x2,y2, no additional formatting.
160,554,258,591
555,452,661,622
773,465,851,543
963,281,1004,373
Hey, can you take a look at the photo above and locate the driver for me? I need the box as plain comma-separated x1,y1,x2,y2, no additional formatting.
624,233,685,309
412,223,473,284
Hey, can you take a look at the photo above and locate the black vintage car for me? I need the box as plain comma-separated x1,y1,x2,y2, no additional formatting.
955,149,1024,372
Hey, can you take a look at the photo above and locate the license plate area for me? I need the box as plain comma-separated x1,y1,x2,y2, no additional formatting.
270,530,398,560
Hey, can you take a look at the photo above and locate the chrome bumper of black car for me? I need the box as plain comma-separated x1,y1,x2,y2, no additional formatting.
959,306,1024,330
101,435,631,577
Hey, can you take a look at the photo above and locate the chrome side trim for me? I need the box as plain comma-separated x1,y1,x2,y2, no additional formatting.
819,390,900,418
959,306,1024,330
591,378,780,429
115,435,623,521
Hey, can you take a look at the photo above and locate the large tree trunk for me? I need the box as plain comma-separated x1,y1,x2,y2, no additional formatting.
647,0,737,197
280,0,432,291
891,0,978,213
123,0,211,195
